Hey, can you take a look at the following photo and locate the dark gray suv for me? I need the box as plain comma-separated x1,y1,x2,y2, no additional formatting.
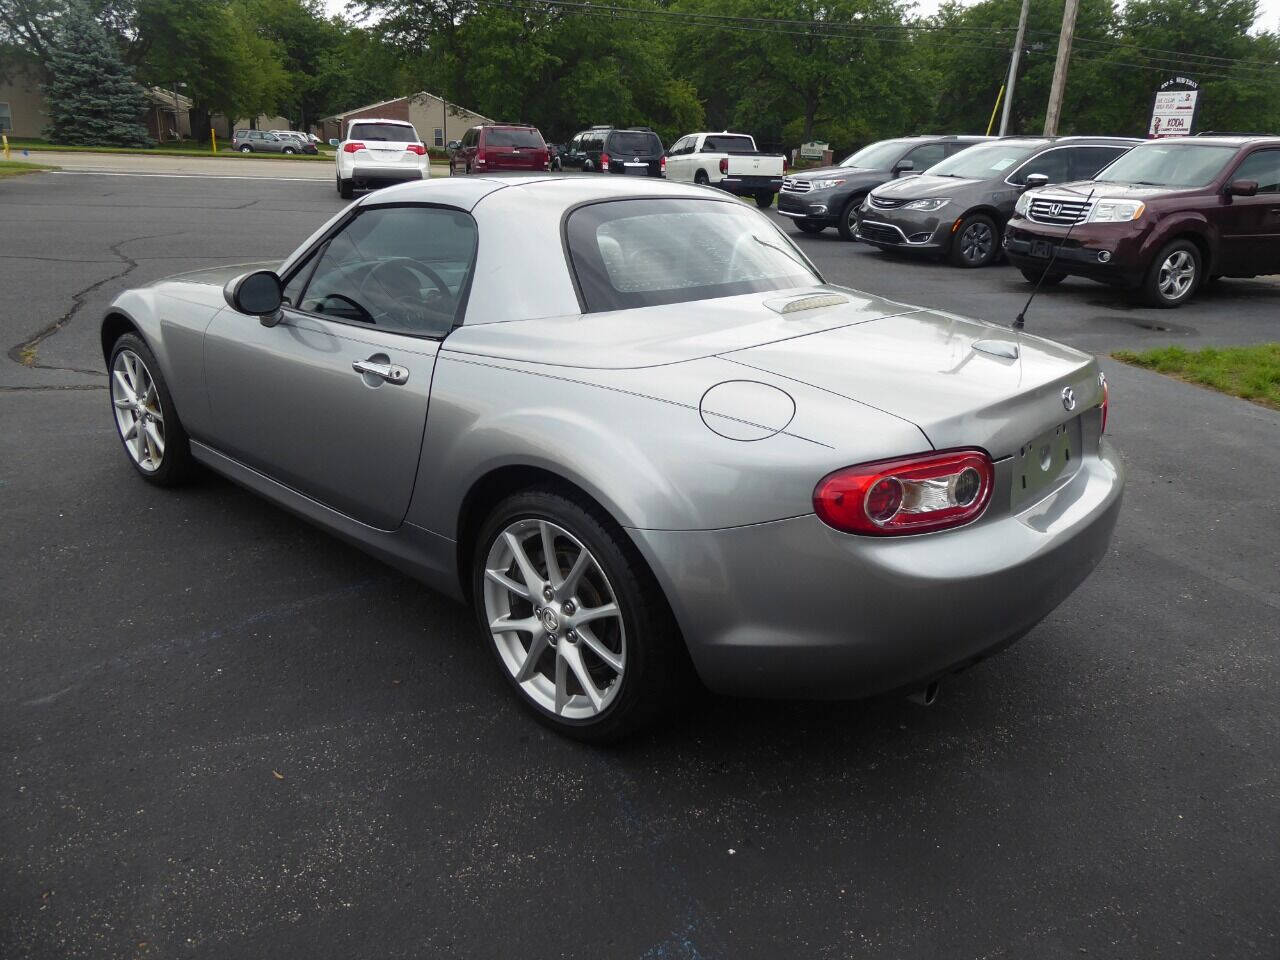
858,136,1140,267
778,135,992,240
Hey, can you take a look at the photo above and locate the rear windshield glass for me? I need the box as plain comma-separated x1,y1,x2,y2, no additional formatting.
703,135,755,153
1093,143,1237,188
840,139,913,169
567,199,819,312
349,123,417,142
608,131,662,154
927,141,1044,179
486,128,545,148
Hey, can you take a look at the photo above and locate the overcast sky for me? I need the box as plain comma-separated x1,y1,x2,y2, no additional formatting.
325,0,1280,36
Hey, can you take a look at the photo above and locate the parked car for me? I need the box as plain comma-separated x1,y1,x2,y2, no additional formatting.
231,129,303,154
560,126,665,177
778,135,993,240
99,175,1122,741
858,137,1139,267
268,130,318,154
664,131,787,208
1005,135,1280,307
335,118,430,199
449,124,550,175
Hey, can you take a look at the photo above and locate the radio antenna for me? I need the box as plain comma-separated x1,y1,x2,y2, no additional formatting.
1013,187,1095,330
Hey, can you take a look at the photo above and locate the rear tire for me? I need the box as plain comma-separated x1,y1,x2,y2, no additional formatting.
282,147,296,155
694,170,709,186
949,213,999,267
338,175,353,199
795,220,825,235
1139,239,1200,308
836,198,862,241
472,488,694,743
1019,266,1067,286
108,332,196,487
754,190,774,209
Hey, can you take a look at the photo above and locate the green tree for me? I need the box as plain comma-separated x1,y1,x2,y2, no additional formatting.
43,1,151,145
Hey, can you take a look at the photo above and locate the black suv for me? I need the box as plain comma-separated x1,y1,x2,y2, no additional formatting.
777,136,993,240
561,126,665,177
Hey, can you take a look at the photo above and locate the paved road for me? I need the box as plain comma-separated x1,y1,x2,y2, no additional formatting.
2,171,1277,959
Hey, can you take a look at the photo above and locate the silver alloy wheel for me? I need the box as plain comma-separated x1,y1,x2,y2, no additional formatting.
846,205,859,232
1158,249,1196,301
961,221,994,263
483,518,626,719
111,349,165,472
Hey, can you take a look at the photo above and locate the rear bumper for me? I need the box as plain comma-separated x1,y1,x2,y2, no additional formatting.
1004,218,1148,285
631,437,1124,699
721,175,783,195
349,166,426,183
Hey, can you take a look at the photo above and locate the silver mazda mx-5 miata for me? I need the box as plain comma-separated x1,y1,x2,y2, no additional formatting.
101,175,1123,740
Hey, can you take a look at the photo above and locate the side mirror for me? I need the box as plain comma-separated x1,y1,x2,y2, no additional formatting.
328,138,339,147
1228,179,1258,197
1022,173,1050,192
446,139,461,152
893,159,914,176
224,270,284,327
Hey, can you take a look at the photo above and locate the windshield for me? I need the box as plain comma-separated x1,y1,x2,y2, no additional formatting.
928,141,1044,179
349,123,417,143
567,198,819,311
608,131,663,154
487,128,545,148
1094,143,1237,188
840,139,913,169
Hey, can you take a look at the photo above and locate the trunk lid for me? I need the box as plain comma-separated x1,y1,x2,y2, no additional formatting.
723,309,1099,457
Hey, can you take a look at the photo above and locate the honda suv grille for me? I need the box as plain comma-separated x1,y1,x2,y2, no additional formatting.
1028,197,1093,226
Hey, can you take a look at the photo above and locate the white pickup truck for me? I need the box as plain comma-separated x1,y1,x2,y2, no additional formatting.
664,131,788,208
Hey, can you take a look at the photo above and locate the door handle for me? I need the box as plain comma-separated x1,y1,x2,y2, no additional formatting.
352,358,409,384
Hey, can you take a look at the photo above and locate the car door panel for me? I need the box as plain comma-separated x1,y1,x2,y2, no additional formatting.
1220,148,1280,275
203,311,436,531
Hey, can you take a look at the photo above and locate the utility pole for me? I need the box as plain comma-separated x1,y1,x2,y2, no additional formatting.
999,0,1031,136
1043,0,1081,136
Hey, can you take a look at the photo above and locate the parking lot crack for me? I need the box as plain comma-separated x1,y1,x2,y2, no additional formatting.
6,231,179,376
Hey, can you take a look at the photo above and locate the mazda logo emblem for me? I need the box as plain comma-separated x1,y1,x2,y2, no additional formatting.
1050,202,1063,217
1061,386,1076,411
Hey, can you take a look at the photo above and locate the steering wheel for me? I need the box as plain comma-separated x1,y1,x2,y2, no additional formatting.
359,257,453,314
315,292,374,324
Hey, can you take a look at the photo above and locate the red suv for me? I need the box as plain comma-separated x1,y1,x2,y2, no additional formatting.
449,124,550,175
1005,135,1280,307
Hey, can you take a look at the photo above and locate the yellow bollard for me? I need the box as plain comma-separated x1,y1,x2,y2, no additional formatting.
211,128,217,155
2,132,9,160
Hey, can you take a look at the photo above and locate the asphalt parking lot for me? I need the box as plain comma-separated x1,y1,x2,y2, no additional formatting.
2,169,1278,959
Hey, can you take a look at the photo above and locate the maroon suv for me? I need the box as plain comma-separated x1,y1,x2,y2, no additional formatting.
1005,135,1280,307
449,124,550,175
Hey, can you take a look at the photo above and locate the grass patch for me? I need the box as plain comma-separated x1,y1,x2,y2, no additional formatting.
1113,343,1280,410
0,159,58,178
7,139,330,161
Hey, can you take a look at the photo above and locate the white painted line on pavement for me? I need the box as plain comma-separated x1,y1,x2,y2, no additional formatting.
50,170,327,183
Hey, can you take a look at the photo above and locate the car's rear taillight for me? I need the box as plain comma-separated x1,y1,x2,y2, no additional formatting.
660,154,667,174
813,449,995,536
783,155,789,173
1099,372,1109,434
600,152,610,171
719,157,729,175
407,143,426,155
342,141,365,153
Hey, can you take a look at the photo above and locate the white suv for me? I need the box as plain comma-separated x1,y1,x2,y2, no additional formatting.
336,118,430,199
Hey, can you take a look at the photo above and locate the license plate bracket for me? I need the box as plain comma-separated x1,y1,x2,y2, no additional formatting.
1011,416,1081,511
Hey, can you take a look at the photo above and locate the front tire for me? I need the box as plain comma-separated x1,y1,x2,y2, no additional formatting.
836,198,862,241
108,333,195,486
238,145,252,153
472,488,691,742
1140,239,1200,308
1019,265,1067,286
794,220,825,235
949,213,999,267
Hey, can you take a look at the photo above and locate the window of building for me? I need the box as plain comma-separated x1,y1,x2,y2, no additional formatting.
433,128,443,147
0,102,14,133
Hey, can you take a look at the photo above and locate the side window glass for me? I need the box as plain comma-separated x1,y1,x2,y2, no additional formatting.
904,143,946,171
296,207,479,337
1233,149,1280,192
1070,147,1126,181
282,249,319,307
1009,149,1071,185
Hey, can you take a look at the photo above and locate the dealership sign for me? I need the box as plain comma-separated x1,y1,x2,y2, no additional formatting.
1149,77,1200,138
799,141,829,159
